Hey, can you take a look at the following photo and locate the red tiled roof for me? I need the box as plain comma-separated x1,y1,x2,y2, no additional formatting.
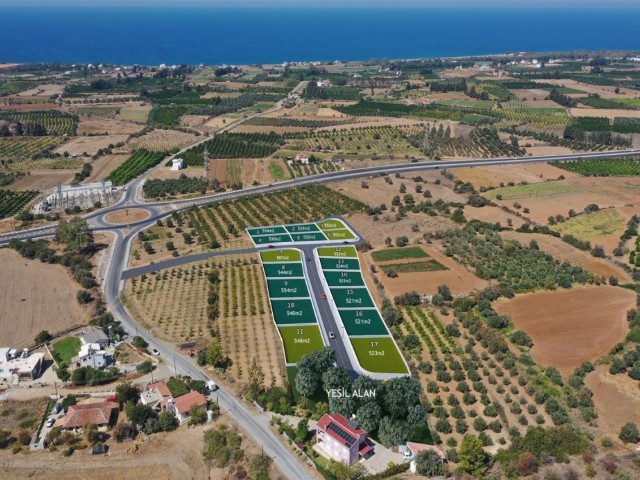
148,381,171,398
172,391,207,415
317,413,365,447
62,401,116,429
359,443,372,456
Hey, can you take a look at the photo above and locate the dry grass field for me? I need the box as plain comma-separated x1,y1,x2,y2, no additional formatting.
118,129,199,153
0,417,285,480
54,134,129,156
116,102,152,123
0,248,88,348
124,255,285,389
585,365,640,440
76,117,144,135
4,169,75,191
494,286,635,373
454,163,575,190
83,154,129,183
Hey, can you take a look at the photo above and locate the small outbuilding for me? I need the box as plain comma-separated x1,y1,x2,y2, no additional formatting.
171,158,184,171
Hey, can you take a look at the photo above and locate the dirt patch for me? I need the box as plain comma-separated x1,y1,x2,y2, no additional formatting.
5,170,75,191
454,163,574,189
105,208,149,224
83,154,129,183
501,231,632,283
464,205,526,229
494,286,635,373
55,135,129,156
118,129,199,153
147,165,206,181
0,249,88,348
585,365,640,438
77,118,143,135
570,108,640,120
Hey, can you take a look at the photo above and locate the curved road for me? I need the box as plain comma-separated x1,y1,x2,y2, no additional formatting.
2,95,640,478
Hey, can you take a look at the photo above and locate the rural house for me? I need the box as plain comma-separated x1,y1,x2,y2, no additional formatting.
140,380,173,410
81,326,109,348
71,342,108,370
167,390,208,424
61,400,117,430
316,413,372,465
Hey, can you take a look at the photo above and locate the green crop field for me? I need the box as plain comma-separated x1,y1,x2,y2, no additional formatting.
268,160,287,180
551,209,626,241
550,157,640,176
350,337,408,374
380,260,447,274
435,99,496,109
106,150,167,185
372,246,429,261
278,326,325,364
486,181,578,200
53,337,81,362
0,136,64,162
260,249,301,263
0,190,39,219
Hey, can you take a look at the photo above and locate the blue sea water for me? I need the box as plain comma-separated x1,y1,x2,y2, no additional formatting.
0,6,639,65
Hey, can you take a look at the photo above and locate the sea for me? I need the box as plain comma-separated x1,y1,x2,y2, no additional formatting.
1,5,639,65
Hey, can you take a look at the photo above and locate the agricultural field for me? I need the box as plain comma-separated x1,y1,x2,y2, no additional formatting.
550,208,626,241
106,149,167,185
371,246,429,261
125,256,285,388
0,136,64,162
494,286,635,373
181,132,281,166
0,190,39,219
285,126,425,157
485,181,578,200
396,306,554,447
550,157,640,176
0,248,88,349
69,104,121,119
118,129,199,153
0,110,78,135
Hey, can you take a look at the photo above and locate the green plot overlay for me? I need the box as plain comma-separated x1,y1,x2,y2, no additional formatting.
279,326,325,364
271,299,317,325
262,262,305,278
339,309,388,336
266,278,310,299
330,287,375,308
350,337,409,374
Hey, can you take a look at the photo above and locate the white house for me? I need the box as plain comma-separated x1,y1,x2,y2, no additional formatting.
167,391,208,424
71,343,107,369
294,152,309,165
171,158,184,171
316,413,372,465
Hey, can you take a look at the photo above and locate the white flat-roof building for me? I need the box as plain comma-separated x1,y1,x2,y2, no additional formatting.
0,351,45,382
71,343,107,369
171,158,184,171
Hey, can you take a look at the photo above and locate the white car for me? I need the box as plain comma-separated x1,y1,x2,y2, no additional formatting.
46,418,55,428
328,332,336,339
151,348,160,356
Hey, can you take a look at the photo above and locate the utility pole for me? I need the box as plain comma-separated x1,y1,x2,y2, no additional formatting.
173,356,177,376
204,146,209,181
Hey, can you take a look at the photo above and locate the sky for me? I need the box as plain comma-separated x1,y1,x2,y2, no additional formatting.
3,0,639,7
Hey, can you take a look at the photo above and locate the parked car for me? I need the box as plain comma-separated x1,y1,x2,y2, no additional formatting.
151,348,160,356
46,418,55,428
206,380,218,392
329,332,335,339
